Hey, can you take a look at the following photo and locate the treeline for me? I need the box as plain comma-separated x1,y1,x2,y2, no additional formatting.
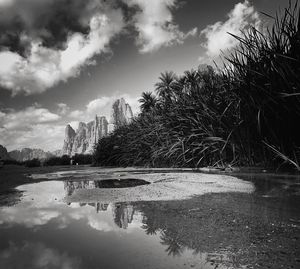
44,154,93,166
94,2,300,170
2,154,93,167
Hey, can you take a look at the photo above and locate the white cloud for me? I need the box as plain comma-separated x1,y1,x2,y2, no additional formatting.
0,94,140,151
86,96,111,116
200,0,261,58
0,105,65,151
57,103,70,115
124,0,197,53
0,9,124,95
1,105,60,131
68,94,140,124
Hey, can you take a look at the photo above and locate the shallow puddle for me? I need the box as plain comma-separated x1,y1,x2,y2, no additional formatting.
0,173,300,269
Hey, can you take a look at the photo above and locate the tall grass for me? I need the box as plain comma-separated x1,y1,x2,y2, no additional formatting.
224,0,300,169
94,1,300,170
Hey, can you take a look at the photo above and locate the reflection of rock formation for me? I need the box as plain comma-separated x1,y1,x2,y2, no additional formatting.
64,180,96,196
64,180,135,229
96,203,109,212
112,203,135,229
64,180,110,213
76,202,109,213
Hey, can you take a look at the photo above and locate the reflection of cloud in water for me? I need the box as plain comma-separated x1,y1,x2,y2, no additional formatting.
0,202,120,232
17,181,66,206
0,242,82,269
0,180,142,233
0,207,60,227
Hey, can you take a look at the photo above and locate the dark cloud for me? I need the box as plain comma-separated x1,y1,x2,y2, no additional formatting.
0,0,196,95
0,0,125,95
0,0,107,54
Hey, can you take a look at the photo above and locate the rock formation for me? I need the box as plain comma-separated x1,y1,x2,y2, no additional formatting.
62,116,108,156
108,98,133,133
9,148,53,161
62,124,76,156
62,98,133,156
51,149,62,157
0,145,11,160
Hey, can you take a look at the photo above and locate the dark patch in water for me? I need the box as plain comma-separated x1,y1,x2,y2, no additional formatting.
94,178,150,188
0,189,23,207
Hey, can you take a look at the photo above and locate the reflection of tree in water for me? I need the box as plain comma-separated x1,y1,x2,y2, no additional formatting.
134,194,300,268
160,229,184,257
133,196,260,266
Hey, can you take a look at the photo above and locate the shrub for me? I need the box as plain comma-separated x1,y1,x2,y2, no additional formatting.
24,158,41,167
44,155,71,166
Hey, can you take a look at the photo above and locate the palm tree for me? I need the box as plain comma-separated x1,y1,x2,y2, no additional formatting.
139,91,157,113
155,71,177,101
183,69,199,95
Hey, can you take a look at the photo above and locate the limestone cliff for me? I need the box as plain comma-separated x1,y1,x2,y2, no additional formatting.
0,145,11,160
62,98,133,156
51,149,62,157
62,116,108,156
109,98,133,133
62,124,76,156
9,148,53,161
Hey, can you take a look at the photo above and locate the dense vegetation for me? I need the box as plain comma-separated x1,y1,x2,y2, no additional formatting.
44,154,92,166
24,158,41,168
94,2,300,170
0,154,92,167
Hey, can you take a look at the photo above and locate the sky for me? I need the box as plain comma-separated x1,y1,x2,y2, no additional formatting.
0,0,289,151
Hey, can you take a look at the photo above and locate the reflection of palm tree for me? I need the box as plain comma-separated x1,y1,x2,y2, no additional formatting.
141,215,160,235
160,229,184,257
139,92,157,113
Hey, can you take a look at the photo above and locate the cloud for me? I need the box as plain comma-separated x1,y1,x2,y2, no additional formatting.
0,105,65,151
68,94,140,125
0,0,124,95
0,105,60,130
57,103,70,115
124,0,197,53
200,0,261,58
0,94,139,151
0,0,197,95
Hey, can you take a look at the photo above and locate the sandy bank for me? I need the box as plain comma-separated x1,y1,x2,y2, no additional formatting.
53,171,255,203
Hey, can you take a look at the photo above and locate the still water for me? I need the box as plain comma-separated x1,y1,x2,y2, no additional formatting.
0,174,300,269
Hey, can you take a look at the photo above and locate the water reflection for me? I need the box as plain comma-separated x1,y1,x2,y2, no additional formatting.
0,178,299,269
0,242,82,269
